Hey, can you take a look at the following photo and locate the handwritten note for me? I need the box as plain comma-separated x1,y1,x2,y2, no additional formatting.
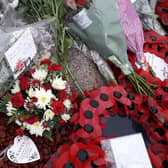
5,28,37,79
145,52,168,81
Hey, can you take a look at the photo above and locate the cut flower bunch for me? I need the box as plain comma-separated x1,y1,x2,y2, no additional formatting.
0,59,74,141
65,0,155,97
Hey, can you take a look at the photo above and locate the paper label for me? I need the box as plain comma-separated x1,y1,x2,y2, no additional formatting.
7,136,40,164
102,133,152,168
73,8,92,29
131,0,137,3
5,28,37,79
145,52,168,81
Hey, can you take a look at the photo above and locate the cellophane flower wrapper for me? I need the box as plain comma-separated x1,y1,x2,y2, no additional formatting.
0,18,57,96
67,0,134,75
133,0,167,36
116,0,146,64
101,139,116,168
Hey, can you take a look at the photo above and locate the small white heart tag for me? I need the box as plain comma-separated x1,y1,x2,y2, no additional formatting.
7,136,40,164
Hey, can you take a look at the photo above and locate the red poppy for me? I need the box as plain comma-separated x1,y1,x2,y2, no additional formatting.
89,86,115,113
137,69,162,88
10,93,25,108
48,142,107,168
48,64,62,72
111,85,132,106
118,73,134,92
148,150,163,168
76,122,103,139
79,98,101,127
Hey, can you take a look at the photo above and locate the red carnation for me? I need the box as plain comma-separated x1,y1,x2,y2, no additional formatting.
31,69,35,74
16,128,24,136
40,59,52,65
24,116,39,124
42,84,52,91
76,0,87,6
19,76,30,91
52,101,65,115
10,93,24,108
57,90,67,101
48,64,62,72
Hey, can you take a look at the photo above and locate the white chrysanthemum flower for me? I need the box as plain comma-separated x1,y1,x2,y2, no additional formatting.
15,119,22,126
35,88,53,110
51,76,67,90
28,87,36,98
24,121,45,137
11,80,20,94
43,109,55,121
32,69,48,81
6,101,17,116
61,113,71,123
63,99,72,110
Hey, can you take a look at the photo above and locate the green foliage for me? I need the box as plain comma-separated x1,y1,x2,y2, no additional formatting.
0,93,11,113
8,115,16,124
18,0,73,78
43,130,54,142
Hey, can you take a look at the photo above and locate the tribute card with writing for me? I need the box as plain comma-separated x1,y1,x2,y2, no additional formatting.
101,133,152,168
145,52,168,81
5,28,37,79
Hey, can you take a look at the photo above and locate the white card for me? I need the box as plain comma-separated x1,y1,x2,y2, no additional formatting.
5,28,37,79
145,52,168,81
73,8,92,29
102,133,152,168
131,0,137,3
7,136,40,164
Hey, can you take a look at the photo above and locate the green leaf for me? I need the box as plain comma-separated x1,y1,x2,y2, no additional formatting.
159,117,164,123
8,116,15,124
64,38,73,50
43,130,54,142
0,93,11,113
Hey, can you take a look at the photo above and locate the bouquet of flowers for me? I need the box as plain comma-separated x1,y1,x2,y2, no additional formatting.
65,0,154,96
0,59,73,141
0,18,56,96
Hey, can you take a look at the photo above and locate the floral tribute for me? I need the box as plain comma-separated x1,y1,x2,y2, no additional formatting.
0,59,74,141
45,138,110,168
65,0,91,10
156,0,168,26
45,32,168,167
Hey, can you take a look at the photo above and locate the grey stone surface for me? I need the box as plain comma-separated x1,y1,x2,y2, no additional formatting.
67,48,106,92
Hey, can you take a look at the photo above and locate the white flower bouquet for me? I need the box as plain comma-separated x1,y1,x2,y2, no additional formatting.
0,59,74,141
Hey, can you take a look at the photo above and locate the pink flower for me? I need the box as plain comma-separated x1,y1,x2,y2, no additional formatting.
65,0,77,9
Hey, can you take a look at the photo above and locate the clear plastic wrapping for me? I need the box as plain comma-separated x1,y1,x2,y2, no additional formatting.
0,18,57,96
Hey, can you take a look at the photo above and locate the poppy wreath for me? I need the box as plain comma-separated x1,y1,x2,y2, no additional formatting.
45,137,111,168
45,82,168,168
143,31,168,64
156,0,168,26
44,31,168,167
